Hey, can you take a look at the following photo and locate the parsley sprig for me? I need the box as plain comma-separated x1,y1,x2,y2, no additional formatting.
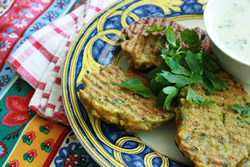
110,79,152,98
231,104,250,118
113,25,228,111
145,25,166,33
146,26,228,110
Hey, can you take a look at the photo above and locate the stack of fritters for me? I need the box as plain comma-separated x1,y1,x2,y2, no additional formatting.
79,65,174,133
79,17,250,166
175,72,250,166
121,17,211,69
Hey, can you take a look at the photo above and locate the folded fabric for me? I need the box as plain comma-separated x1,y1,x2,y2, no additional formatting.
7,0,115,125
0,0,79,71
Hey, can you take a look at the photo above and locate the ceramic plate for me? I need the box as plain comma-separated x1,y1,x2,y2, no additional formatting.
62,0,223,166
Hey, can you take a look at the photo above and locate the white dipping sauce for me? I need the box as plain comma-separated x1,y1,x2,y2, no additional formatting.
215,0,250,63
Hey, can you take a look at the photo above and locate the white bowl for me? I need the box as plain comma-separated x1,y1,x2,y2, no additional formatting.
204,0,250,84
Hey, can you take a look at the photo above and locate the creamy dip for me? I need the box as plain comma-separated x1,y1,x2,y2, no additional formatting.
215,0,250,63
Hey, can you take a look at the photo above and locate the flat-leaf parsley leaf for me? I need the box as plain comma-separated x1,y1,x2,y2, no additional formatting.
231,104,250,118
110,79,152,98
145,25,166,33
134,25,228,110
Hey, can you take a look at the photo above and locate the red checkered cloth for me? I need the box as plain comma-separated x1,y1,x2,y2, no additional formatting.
6,0,114,125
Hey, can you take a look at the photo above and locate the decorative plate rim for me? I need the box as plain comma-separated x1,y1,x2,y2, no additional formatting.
62,0,207,166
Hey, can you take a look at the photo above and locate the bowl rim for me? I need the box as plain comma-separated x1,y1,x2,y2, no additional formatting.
204,0,250,67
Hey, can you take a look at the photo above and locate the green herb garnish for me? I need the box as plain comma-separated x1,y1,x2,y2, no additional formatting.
145,25,166,33
114,25,228,109
145,25,228,109
166,27,177,47
110,79,152,98
186,83,214,106
230,104,250,118
162,86,179,110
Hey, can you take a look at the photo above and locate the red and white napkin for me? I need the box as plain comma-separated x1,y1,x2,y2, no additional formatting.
6,0,114,125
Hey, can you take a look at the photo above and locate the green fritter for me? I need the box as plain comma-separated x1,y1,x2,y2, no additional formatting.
121,17,210,69
79,65,174,133
175,72,250,167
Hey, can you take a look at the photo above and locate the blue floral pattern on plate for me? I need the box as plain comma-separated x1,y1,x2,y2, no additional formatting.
63,0,207,166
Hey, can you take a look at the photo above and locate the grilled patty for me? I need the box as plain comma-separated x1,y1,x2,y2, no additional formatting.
79,65,174,133
175,72,250,167
121,17,210,69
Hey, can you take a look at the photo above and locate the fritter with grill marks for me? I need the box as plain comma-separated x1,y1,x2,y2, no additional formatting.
121,17,210,69
175,72,250,167
79,65,174,133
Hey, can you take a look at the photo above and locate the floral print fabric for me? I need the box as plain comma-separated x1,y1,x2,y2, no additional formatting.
0,0,99,166
0,0,54,70
0,79,99,166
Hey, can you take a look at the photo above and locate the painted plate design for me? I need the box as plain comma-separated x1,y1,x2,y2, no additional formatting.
62,0,207,166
